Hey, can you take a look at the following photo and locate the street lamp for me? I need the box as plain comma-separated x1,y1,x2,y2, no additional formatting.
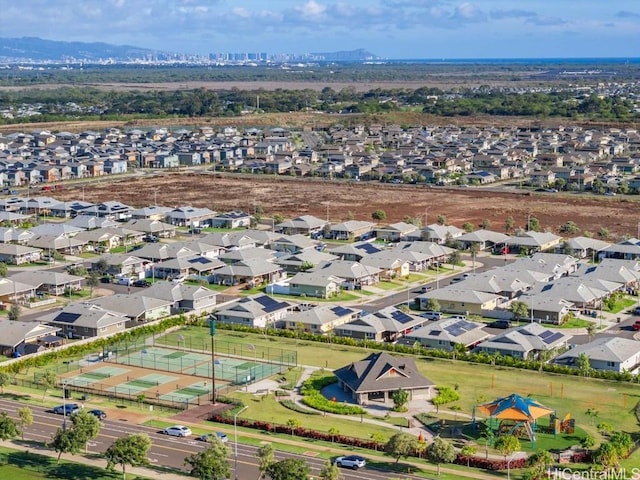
62,380,68,431
234,405,248,480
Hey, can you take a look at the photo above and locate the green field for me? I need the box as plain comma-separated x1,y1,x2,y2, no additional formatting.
0,447,138,480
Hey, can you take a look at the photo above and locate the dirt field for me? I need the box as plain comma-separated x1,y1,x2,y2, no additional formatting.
52,172,640,239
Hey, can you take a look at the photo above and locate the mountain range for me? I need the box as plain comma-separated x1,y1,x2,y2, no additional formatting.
0,36,160,62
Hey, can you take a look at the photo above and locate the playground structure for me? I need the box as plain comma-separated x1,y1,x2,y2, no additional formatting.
472,393,555,448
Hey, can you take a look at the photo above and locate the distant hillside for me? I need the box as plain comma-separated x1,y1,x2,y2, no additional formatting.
310,48,379,61
0,36,161,62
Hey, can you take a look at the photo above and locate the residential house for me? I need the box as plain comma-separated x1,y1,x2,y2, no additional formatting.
281,305,361,334
10,270,83,296
328,220,376,241
213,294,291,328
0,244,41,264
375,222,419,242
335,307,429,343
0,319,61,356
473,322,572,360
401,317,489,352
284,272,344,298
275,215,328,236
553,337,640,373
311,260,381,289
211,211,252,229
418,286,504,315
39,303,127,339
89,294,173,326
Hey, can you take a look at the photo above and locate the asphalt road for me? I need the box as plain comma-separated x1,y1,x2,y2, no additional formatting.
0,398,424,480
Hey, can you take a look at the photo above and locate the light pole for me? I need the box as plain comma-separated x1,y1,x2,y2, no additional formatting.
234,405,248,480
62,380,68,431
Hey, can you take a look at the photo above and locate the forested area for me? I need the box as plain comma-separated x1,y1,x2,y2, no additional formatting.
0,84,638,124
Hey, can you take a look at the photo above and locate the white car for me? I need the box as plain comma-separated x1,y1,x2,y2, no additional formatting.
334,455,366,469
171,275,186,284
163,425,192,437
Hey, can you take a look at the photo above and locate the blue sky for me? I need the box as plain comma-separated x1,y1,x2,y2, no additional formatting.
2,0,639,59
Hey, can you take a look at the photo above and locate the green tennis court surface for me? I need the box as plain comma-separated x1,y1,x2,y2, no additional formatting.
64,366,131,387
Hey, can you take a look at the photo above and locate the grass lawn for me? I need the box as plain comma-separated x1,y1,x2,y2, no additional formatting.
557,317,594,329
376,281,402,291
185,280,229,291
0,446,129,480
606,297,636,314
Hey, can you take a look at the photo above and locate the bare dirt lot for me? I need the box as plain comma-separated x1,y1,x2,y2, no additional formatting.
53,172,639,239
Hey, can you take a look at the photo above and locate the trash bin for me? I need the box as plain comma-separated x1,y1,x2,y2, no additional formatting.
617,317,621,323
64,389,72,399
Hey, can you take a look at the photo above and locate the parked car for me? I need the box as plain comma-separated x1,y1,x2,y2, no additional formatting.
163,425,192,437
133,279,151,288
631,321,640,331
488,319,512,329
421,311,443,321
419,285,433,293
100,276,112,284
52,403,79,415
197,432,228,443
143,235,159,243
632,306,640,316
116,277,134,286
88,409,107,420
171,275,186,284
449,315,467,321
334,455,366,469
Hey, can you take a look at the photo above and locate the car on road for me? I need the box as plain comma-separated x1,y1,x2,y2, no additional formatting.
133,279,151,288
418,285,433,293
334,455,366,469
163,425,192,437
631,321,640,331
488,319,512,329
88,409,107,420
197,432,228,443
100,276,112,283
52,403,80,415
143,235,159,243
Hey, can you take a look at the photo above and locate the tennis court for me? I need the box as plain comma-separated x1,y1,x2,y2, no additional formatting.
113,347,211,373
106,373,178,396
62,366,130,387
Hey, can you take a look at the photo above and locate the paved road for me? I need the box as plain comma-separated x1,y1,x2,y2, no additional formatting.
0,398,425,480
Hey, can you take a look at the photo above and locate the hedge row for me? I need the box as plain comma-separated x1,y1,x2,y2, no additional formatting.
299,375,366,415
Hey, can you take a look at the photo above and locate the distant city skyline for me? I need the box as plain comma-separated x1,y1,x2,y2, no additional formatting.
2,0,639,59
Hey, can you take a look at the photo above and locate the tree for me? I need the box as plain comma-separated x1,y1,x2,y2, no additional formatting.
0,411,20,441
436,214,447,226
50,427,82,463
577,353,592,377
371,209,386,222
527,450,553,478
286,418,300,437
609,431,634,459
494,435,521,472
426,437,456,475
70,409,101,453
462,222,474,233
509,301,530,323
18,406,33,441
385,432,419,463
0,262,7,278
560,221,580,235
370,432,385,450
447,250,461,267
86,273,100,295
39,370,58,401
598,227,610,239
94,258,108,274
184,438,230,480
265,458,310,480
581,433,595,449
585,322,597,342
481,218,491,230
0,371,10,393
391,389,409,412
527,216,540,232
469,242,480,270
459,444,477,467
328,427,339,443
425,298,440,312
257,442,274,479
505,216,515,233
592,441,619,470
8,304,20,321
105,433,152,480
318,459,342,480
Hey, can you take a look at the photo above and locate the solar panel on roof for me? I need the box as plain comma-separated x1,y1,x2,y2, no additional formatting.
390,310,414,324
445,326,464,336
459,320,476,331
54,312,82,323
585,266,597,274
543,332,564,344
538,330,553,339
542,284,553,291
331,306,353,316
254,295,286,313
429,330,441,336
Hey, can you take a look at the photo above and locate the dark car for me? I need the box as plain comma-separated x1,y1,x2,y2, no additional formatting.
100,276,112,284
52,403,79,415
143,235,159,243
133,279,151,288
88,409,107,420
488,320,512,329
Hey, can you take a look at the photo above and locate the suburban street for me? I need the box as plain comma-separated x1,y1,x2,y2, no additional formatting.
0,398,425,480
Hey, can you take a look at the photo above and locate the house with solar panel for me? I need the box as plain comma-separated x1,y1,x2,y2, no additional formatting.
333,352,435,405
275,215,328,236
310,260,381,289
213,294,292,328
39,303,128,339
328,220,376,241
400,317,490,352
473,322,572,360
280,305,361,334
334,306,430,342
329,241,384,262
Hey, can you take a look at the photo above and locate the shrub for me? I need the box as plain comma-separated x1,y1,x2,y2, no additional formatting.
279,399,321,415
